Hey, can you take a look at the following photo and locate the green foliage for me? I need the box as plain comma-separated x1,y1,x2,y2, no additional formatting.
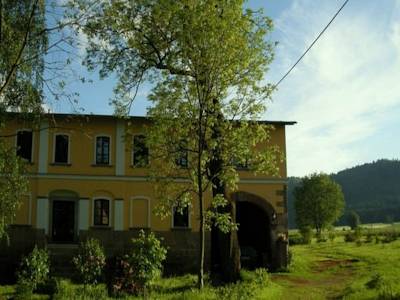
0,0,47,112
299,226,313,244
52,279,108,300
16,245,50,293
366,273,384,289
0,140,28,240
294,173,345,237
112,230,167,296
72,238,106,285
287,160,400,228
348,210,361,230
69,0,280,287
326,226,336,243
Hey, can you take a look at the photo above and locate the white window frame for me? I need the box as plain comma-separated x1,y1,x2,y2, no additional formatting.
94,134,112,165
131,133,148,167
52,133,71,164
171,204,191,229
130,196,151,228
15,129,34,163
92,197,113,227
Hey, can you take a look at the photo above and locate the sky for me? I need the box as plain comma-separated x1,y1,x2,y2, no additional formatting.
48,0,400,177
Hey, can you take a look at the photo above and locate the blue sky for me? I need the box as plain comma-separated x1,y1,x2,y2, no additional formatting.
48,0,400,177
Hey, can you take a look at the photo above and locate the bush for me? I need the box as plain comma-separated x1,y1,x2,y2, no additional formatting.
299,227,313,244
72,238,106,285
327,228,336,243
288,232,305,245
381,230,398,244
111,230,167,296
16,245,50,295
344,227,362,243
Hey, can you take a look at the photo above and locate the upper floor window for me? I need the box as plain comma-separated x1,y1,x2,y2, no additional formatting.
133,135,148,167
54,134,69,164
176,141,188,168
94,198,110,226
173,206,189,228
96,136,110,165
16,130,33,162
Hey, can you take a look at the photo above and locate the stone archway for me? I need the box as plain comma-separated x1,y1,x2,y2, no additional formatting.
232,191,281,270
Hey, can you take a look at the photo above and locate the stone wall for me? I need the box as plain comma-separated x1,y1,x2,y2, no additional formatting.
0,226,46,283
80,228,211,274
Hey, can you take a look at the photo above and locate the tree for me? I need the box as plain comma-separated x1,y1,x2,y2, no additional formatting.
0,140,28,240
71,0,280,287
294,173,345,238
347,210,361,230
0,0,47,240
0,0,85,239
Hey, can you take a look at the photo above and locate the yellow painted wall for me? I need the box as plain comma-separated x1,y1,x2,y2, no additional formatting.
2,114,290,233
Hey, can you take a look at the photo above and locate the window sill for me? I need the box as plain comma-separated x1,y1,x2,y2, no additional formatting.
90,225,112,230
91,164,113,168
50,162,72,166
171,227,191,231
130,165,149,169
129,227,150,231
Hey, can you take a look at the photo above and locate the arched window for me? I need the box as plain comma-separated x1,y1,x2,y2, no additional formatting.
93,198,110,226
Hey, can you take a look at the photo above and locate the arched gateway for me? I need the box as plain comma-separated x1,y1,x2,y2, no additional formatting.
232,191,288,270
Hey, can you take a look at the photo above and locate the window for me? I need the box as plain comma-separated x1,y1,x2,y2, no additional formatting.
176,141,188,168
173,206,189,228
54,134,69,163
133,135,149,167
16,130,33,162
96,136,110,165
94,199,110,226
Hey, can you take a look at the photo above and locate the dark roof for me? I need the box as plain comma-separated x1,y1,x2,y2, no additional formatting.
8,112,296,126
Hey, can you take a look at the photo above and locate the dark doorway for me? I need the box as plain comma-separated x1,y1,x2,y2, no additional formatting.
236,201,271,269
52,200,75,243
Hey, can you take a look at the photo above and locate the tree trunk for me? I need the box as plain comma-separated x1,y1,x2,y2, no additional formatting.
198,209,205,289
208,99,240,282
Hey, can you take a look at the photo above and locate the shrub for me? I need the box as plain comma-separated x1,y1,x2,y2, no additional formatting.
72,238,106,285
16,245,50,295
366,273,384,289
288,232,305,245
344,227,362,243
381,230,398,244
328,228,336,243
299,226,313,244
111,230,167,296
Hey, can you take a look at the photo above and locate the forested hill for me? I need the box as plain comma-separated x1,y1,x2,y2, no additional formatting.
287,159,400,228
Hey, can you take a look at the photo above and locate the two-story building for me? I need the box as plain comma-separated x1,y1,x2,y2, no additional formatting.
0,113,295,274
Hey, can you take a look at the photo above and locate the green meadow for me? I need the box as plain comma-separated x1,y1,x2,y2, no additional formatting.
1,224,400,299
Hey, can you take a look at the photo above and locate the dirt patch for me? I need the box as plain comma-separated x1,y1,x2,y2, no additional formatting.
272,275,312,285
313,259,358,273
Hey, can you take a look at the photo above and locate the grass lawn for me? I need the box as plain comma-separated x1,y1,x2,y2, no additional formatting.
2,236,400,299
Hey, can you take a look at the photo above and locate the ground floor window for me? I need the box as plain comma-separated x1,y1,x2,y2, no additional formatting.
94,199,110,226
173,206,189,228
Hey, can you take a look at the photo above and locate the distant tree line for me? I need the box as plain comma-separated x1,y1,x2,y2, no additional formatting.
288,159,400,228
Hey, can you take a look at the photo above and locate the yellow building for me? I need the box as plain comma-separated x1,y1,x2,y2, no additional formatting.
1,113,295,273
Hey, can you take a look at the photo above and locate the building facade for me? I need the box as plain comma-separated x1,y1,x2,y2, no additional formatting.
0,113,295,274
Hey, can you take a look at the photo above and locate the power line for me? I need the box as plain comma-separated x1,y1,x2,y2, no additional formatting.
274,0,350,88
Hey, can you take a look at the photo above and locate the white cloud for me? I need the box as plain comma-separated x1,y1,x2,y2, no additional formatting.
266,0,400,176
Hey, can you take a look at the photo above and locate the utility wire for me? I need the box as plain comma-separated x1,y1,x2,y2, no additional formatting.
274,0,350,88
